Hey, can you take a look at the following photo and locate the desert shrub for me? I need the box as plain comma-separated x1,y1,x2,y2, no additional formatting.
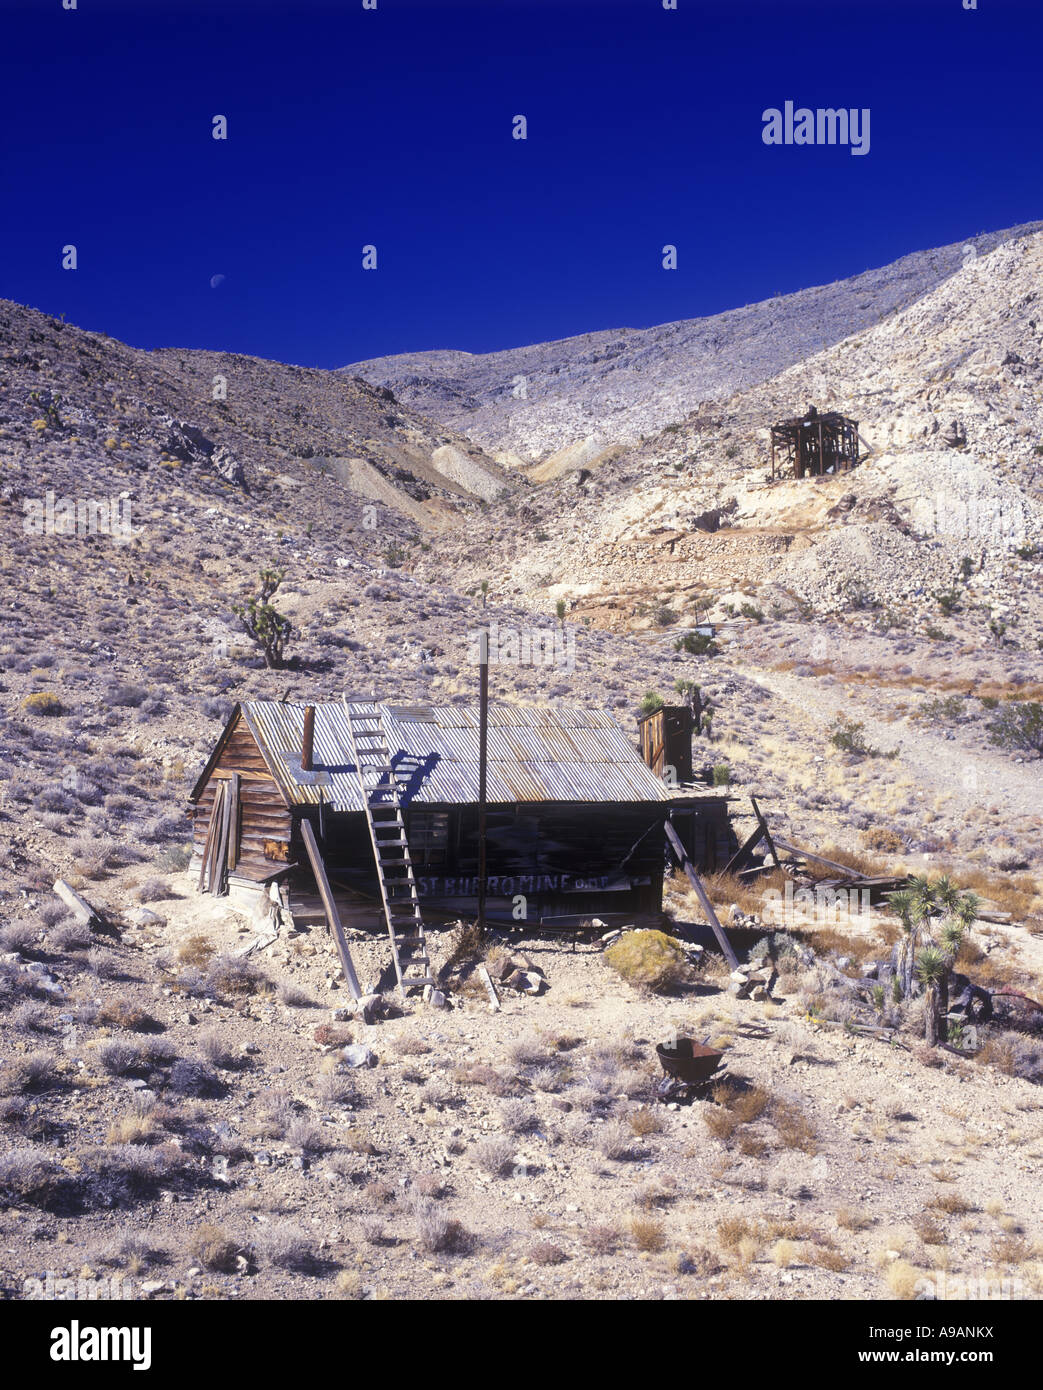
0,1052,58,1094
81,1143,187,1206
987,701,1043,755
196,1029,237,1069
277,982,314,1008
96,1000,159,1032
596,1120,636,1161
49,922,91,952
584,1224,619,1254
413,1200,472,1254
0,1146,76,1209
472,1137,516,1177
134,878,168,904
97,1040,147,1077
286,1117,326,1153
499,1100,539,1134
528,1241,567,1265
207,954,267,997
189,1224,240,1272
629,1105,667,1137
604,930,688,992
167,1059,222,1098
11,1003,52,1034
314,1073,353,1106
108,683,147,708
0,923,38,954
87,948,124,979
21,692,64,717
258,1222,313,1271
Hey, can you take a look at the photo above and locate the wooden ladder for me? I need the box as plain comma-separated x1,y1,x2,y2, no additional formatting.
343,701,434,997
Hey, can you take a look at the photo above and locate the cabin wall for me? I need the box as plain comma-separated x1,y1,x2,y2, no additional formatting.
307,801,668,924
191,715,292,881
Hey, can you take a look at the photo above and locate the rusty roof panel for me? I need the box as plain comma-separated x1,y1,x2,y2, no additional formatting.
236,700,670,811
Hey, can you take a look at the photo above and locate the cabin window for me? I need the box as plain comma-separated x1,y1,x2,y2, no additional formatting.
408,810,449,868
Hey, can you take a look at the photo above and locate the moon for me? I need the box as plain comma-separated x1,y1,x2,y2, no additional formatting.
209,274,225,289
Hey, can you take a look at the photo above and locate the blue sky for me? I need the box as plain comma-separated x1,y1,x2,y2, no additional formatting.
1,0,1039,366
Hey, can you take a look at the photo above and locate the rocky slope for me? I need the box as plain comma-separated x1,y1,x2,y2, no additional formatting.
343,223,1043,465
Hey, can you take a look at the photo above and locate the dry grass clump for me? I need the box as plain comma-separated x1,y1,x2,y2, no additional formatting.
929,1190,975,1215
628,1105,666,1137
629,1217,666,1253
188,1223,240,1273
603,930,688,992
106,1113,157,1146
717,1216,753,1248
392,1035,431,1056
584,1224,619,1254
176,934,215,968
96,999,159,1032
884,1259,929,1299
911,1212,946,1246
836,1207,873,1232
771,1099,819,1154
809,1245,850,1272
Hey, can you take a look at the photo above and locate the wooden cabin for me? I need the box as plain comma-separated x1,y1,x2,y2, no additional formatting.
188,700,735,933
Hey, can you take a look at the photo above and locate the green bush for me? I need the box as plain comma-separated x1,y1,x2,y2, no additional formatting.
986,701,1043,755
712,764,731,786
604,930,688,993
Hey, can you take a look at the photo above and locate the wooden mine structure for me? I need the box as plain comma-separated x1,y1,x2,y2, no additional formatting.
769,405,863,481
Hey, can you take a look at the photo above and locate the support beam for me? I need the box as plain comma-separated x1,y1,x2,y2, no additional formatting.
664,820,739,970
300,819,362,1000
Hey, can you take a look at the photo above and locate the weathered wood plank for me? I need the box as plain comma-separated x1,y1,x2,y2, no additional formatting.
300,819,361,1000
664,819,739,970
53,879,102,927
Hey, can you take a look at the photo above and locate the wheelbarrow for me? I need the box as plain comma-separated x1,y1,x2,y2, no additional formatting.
655,1038,724,1101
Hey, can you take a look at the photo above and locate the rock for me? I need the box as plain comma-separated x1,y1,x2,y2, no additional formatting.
751,985,769,1002
241,1042,260,1055
253,1151,271,1166
342,1044,377,1068
352,993,383,1024
127,907,165,928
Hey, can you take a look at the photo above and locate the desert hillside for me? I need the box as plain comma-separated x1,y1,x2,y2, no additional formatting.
1,225,1041,1305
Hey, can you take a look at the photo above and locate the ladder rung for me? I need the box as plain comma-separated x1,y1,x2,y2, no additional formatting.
402,976,435,988
394,935,425,947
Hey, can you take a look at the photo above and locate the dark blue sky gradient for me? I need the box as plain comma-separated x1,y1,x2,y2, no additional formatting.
1,0,1039,366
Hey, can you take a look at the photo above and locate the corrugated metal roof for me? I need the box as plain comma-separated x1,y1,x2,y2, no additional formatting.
237,701,671,811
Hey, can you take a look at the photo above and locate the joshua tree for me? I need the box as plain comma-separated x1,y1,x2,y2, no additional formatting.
674,679,708,733
916,946,948,1046
233,568,292,669
887,888,931,999
555,598,567,634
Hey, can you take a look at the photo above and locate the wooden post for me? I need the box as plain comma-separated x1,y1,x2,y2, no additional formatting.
477,631,489,937
664,819,739,970
301,705,315,772
53,880,102,928
300,818,362,1000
